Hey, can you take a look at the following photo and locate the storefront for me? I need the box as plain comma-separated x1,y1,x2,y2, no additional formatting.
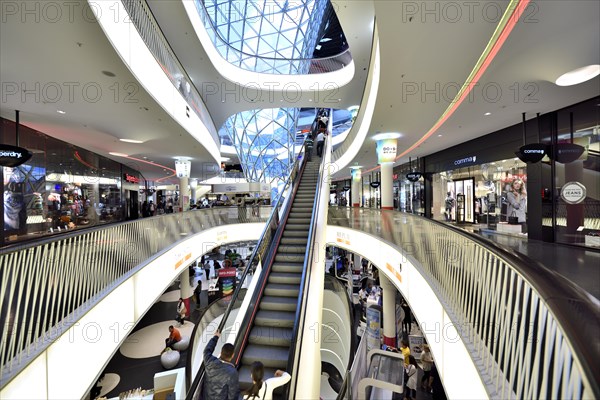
424,96,600,249
1,118,142,246
393,159,425,215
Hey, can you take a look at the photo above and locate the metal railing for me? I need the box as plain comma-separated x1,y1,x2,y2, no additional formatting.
185,141,308,400
120,0,219,144
192,0,352,75
0,207,269,387
328,208,600,399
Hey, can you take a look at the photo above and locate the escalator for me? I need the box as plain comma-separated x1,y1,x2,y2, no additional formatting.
237,153,322,391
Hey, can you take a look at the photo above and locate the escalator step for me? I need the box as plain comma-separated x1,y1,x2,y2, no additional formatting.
268,272,302,284
280,237,308,245
255,310,295,327
274,253,305,263
242,344,289,369
259,295,298,311
276,244,306,254
288,212,312,219
264,283,300,297
284,224,311,231
271,262,304,273
248,326,293,346
281,231,309,238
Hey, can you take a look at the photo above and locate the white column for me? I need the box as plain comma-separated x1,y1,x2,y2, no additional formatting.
380,162,393,210
350,167,362,207
379,273,397,347
179,177,189,212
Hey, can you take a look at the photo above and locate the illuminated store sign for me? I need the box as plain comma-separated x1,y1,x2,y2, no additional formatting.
351,168,361,182
516,143,547,163
453,156,477,166
124,173,140,184
406,172,423,182
0,144,32,167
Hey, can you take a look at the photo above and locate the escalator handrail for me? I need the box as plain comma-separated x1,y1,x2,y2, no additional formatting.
285,121,332,398
185,141,308,400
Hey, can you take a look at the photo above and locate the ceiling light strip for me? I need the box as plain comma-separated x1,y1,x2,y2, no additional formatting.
122,155,177,183
360,0,529,176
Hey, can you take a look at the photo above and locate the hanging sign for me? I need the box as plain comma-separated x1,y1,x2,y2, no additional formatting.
406,172,423,182
516,143,547,163
370,181,381,188
0,144,32,167
560,181,586,204
553,143,585,164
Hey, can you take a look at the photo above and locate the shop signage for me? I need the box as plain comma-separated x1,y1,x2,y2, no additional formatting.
376,139,397,163
175,159,191,178
406,172,422,182
351,168,361,182
516,143,547,163
453,155,477,166
343,185,351,191
370,181,381,188
0,144,32,167
560,181,586,204
553,143,585,164
124,173,140,184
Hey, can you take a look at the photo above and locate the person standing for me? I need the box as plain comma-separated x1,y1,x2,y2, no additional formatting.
444,192,455,221
401,300,412,334
203,330,240,400
194,280,203,310
316,130,325,157
420,344,434,391
404,355,418,400
506,179,527,231
176,298,187,325
242,361,291,400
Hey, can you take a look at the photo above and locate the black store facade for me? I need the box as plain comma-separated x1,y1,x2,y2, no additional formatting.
1,118,142,247
423,96,600,249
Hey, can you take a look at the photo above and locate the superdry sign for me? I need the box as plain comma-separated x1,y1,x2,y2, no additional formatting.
406,172,422,182
0,144,33,167
516,143,547,163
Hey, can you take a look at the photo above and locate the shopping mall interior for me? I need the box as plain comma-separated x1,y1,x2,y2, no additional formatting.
1,0,598,399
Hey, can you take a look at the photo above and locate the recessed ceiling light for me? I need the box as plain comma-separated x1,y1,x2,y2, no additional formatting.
438,134,443,137
555,65,600,86
102,70,116,77
109,152,128,157
143,156,148,159
119,138,144,144
484,112,491,116
308,99,313,102
57,110,66,114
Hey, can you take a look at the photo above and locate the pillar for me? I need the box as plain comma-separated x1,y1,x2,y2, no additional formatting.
175,158,191,212
374,134,399,210
179,268,194,318
350,167,362,207
379,273,397,347
180,176,189,212
380,162,393,210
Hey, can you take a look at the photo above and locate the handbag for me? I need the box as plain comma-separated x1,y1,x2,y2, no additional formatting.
508,211,519,225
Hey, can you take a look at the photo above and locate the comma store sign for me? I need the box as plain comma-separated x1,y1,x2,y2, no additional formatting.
560,182,586,205
0,144,33,167
453,155,477,166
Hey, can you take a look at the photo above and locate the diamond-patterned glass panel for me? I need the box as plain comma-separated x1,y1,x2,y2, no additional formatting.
197,0,329,74
220,108,299,185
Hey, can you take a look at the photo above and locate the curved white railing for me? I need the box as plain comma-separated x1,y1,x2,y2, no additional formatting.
327,208,599,399
0,207,270,392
